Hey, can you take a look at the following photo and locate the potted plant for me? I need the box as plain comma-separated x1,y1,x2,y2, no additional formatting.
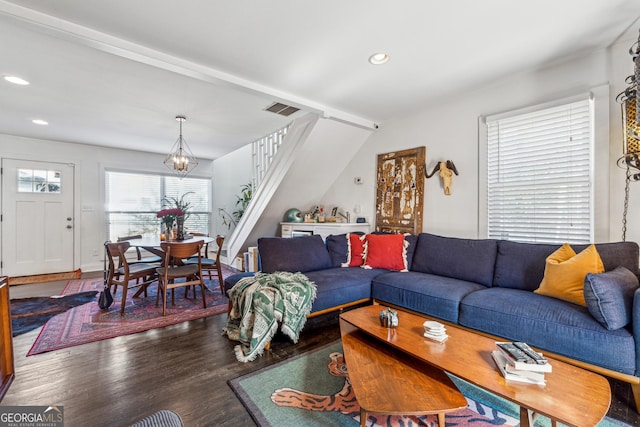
218,182,253,230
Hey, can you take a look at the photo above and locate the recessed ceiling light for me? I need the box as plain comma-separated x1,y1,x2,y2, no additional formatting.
368,53,390,65
32,119,48,125
3,75,29,85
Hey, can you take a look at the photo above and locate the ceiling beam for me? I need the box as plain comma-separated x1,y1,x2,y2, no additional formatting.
0,0,377,130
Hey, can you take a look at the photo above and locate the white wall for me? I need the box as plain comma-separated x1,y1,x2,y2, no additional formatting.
5,30,637,279
0,133,213,273
212,143,253,239
322,40,636,242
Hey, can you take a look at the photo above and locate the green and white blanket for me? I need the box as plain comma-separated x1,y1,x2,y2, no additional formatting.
223,271,317,362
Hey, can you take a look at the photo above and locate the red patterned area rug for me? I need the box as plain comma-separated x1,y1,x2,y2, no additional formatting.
27,266,236,356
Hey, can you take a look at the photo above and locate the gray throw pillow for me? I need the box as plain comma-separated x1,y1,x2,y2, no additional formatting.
584,266,639,330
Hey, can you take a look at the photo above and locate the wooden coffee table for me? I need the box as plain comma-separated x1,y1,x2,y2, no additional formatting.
341,325,467,426
339,305,611,427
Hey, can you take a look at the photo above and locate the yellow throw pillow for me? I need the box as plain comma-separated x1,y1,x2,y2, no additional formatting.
534,243,604,306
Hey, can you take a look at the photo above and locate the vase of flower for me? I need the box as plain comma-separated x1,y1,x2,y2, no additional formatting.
157,208,183,241
161,192,193,240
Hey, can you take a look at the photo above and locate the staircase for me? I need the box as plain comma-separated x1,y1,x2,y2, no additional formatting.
224,113,373,263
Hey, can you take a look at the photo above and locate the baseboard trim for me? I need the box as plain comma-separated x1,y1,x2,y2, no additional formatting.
8,269,82,286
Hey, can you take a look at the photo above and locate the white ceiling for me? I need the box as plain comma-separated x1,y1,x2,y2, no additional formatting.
0,0,639,160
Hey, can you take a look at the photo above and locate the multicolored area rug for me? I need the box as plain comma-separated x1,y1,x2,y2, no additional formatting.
11,291,98,336
229,341,631,427
27,266,236,356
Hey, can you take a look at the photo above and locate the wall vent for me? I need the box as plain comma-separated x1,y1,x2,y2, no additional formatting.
265,102,300,117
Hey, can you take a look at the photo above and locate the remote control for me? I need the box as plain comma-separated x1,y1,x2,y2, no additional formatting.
496,342,531,363
513,342,547,365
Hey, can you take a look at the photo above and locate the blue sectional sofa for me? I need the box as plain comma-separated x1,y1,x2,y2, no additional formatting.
224,232,640,407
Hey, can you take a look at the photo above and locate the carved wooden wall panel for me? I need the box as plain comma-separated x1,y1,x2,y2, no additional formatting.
375,146,425,234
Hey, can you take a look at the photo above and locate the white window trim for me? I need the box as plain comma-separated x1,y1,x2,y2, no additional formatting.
478,85,610,242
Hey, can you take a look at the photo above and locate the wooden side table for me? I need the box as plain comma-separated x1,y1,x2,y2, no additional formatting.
0,276,15,402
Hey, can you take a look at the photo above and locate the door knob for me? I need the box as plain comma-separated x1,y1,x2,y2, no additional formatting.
67,217,72,221
66,225,73,229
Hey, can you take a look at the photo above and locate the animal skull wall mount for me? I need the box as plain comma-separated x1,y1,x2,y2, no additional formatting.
425,160,459,195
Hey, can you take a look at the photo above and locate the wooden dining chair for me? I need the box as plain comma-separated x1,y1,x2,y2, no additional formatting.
117,235,163,264
105,241,159,315
156,241,206,316
183,235,225,293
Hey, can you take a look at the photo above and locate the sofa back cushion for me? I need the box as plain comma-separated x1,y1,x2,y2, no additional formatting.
325,233,349,267
326,232,365,267
574,242,639,273
494,240,639,291
404,234,418,271
326,232,418,270
411,233,498,287
258,235,333,273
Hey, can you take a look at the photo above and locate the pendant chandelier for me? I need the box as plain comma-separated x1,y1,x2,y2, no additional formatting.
164,115,198,178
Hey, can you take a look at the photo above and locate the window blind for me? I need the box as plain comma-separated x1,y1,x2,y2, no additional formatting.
105,171,211,240
486,99,593,244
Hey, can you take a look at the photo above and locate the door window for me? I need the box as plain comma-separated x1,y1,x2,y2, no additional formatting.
18,168,62,193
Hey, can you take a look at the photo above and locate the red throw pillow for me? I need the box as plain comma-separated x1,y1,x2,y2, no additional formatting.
362,233,408,271
341,233,366,267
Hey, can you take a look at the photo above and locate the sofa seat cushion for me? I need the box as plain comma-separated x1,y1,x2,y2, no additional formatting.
304,267,385,312
459,288,636,375
411,233,497,287
371,272,486,323
224,268,382,313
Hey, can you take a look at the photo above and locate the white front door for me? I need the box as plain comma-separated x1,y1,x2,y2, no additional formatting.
1,159,75,276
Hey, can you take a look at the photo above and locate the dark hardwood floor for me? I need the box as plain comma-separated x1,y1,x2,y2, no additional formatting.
3,307,342,426
3,306,639,426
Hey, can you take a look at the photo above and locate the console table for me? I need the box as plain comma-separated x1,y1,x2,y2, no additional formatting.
0,276,14,402
280,222,370,240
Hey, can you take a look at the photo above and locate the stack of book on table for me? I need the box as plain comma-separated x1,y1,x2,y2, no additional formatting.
491,341,552,385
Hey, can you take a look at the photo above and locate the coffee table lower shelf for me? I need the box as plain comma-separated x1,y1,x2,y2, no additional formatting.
341,327,467,427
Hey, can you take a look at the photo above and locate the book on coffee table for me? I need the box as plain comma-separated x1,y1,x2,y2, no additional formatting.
491,351,546,385
495,342,552,373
